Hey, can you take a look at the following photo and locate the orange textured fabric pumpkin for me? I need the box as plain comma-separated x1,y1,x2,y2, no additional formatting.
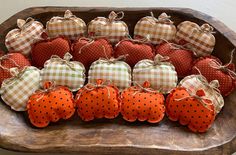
27,81,75,128
75,79,121,121
166,87,215,132
121,81,165,123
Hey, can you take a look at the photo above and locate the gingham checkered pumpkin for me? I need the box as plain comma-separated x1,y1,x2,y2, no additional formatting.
133,54,177,94
175,21,215,57
46,10,87,40
88,56,132,89
88,11,129,44
5,18,44,56
178,74,224,114
41,53,85,92
134,12,176,44
0,67,41,111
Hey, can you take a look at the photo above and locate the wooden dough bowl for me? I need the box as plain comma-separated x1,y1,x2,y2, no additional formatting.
0,7,235,155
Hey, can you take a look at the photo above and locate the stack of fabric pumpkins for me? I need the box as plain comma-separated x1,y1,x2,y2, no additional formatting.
0,10,235,133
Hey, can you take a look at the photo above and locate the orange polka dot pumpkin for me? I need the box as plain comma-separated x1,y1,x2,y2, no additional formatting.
75,79,121,121
27,81,75,128
120,81,165,123
166,87,216,133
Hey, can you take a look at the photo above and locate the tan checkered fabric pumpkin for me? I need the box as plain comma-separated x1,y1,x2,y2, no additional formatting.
133,54,177,94
134,12,176,44
178,74,224,113
88,56,132,89
0,67,41,111
46,10,87,40
5,18,44,56
88,11,129,44
41,53,85,92
175,21,215,57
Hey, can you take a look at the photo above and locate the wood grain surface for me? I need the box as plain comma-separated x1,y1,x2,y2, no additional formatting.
0,7,235,154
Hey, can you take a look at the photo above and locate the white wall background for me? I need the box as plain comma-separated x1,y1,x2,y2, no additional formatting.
0,0,236,155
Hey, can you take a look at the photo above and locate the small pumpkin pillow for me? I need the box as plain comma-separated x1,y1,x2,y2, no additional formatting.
46,10,86,40
156,42,195,77
5,17,44,56
121,81,165,123
88,56,132,89
178,74,224,114
75,79,121,121
31,35,71,68
41,53,85,92
114,38,155,67
134,12,176,44
88,11,129,44
175,21,215,57
166,87,216,133
192,53,236,96
0,52,31,85
27,81,75,128
71,38,113,70
133,54,178,94
0,67,41,111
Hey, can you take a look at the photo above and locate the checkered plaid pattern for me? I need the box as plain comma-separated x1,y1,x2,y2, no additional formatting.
178,75,224,113
175,21,215,57
41,58,85,92
46,10,87,40
133,59,177,94
88,59,131,89
0,67,41,111
5,20,44,56
88,15,129,44
134,13,176,44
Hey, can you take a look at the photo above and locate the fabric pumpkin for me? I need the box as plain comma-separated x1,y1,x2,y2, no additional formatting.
27,81,75,128
0,67,41,111
178,74,224,114
40,53,85,91
88,56,132,89
0,52,31,85
121,81,165,123
192,55,236,96
114,38,155,67
175,21,215,57
156,42,195,77
5,17,44,56
134,12,176,44
166,87,216,133
75,79,121,121
71,38,113,70
88,11,129,44
31,36,71,68
133,54,178,94
46,10,87,40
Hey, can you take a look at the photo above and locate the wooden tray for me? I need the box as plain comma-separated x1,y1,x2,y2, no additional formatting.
0,7,236,155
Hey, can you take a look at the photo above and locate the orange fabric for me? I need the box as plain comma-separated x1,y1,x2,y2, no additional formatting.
120,81,165,123
166,87,215,132
27,82,75,128
75,79,121,121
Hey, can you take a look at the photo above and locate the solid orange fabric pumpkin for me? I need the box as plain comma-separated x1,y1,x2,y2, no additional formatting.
27,81,75,128
75,79,121,121
120,81,165,123
166,87,215,132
